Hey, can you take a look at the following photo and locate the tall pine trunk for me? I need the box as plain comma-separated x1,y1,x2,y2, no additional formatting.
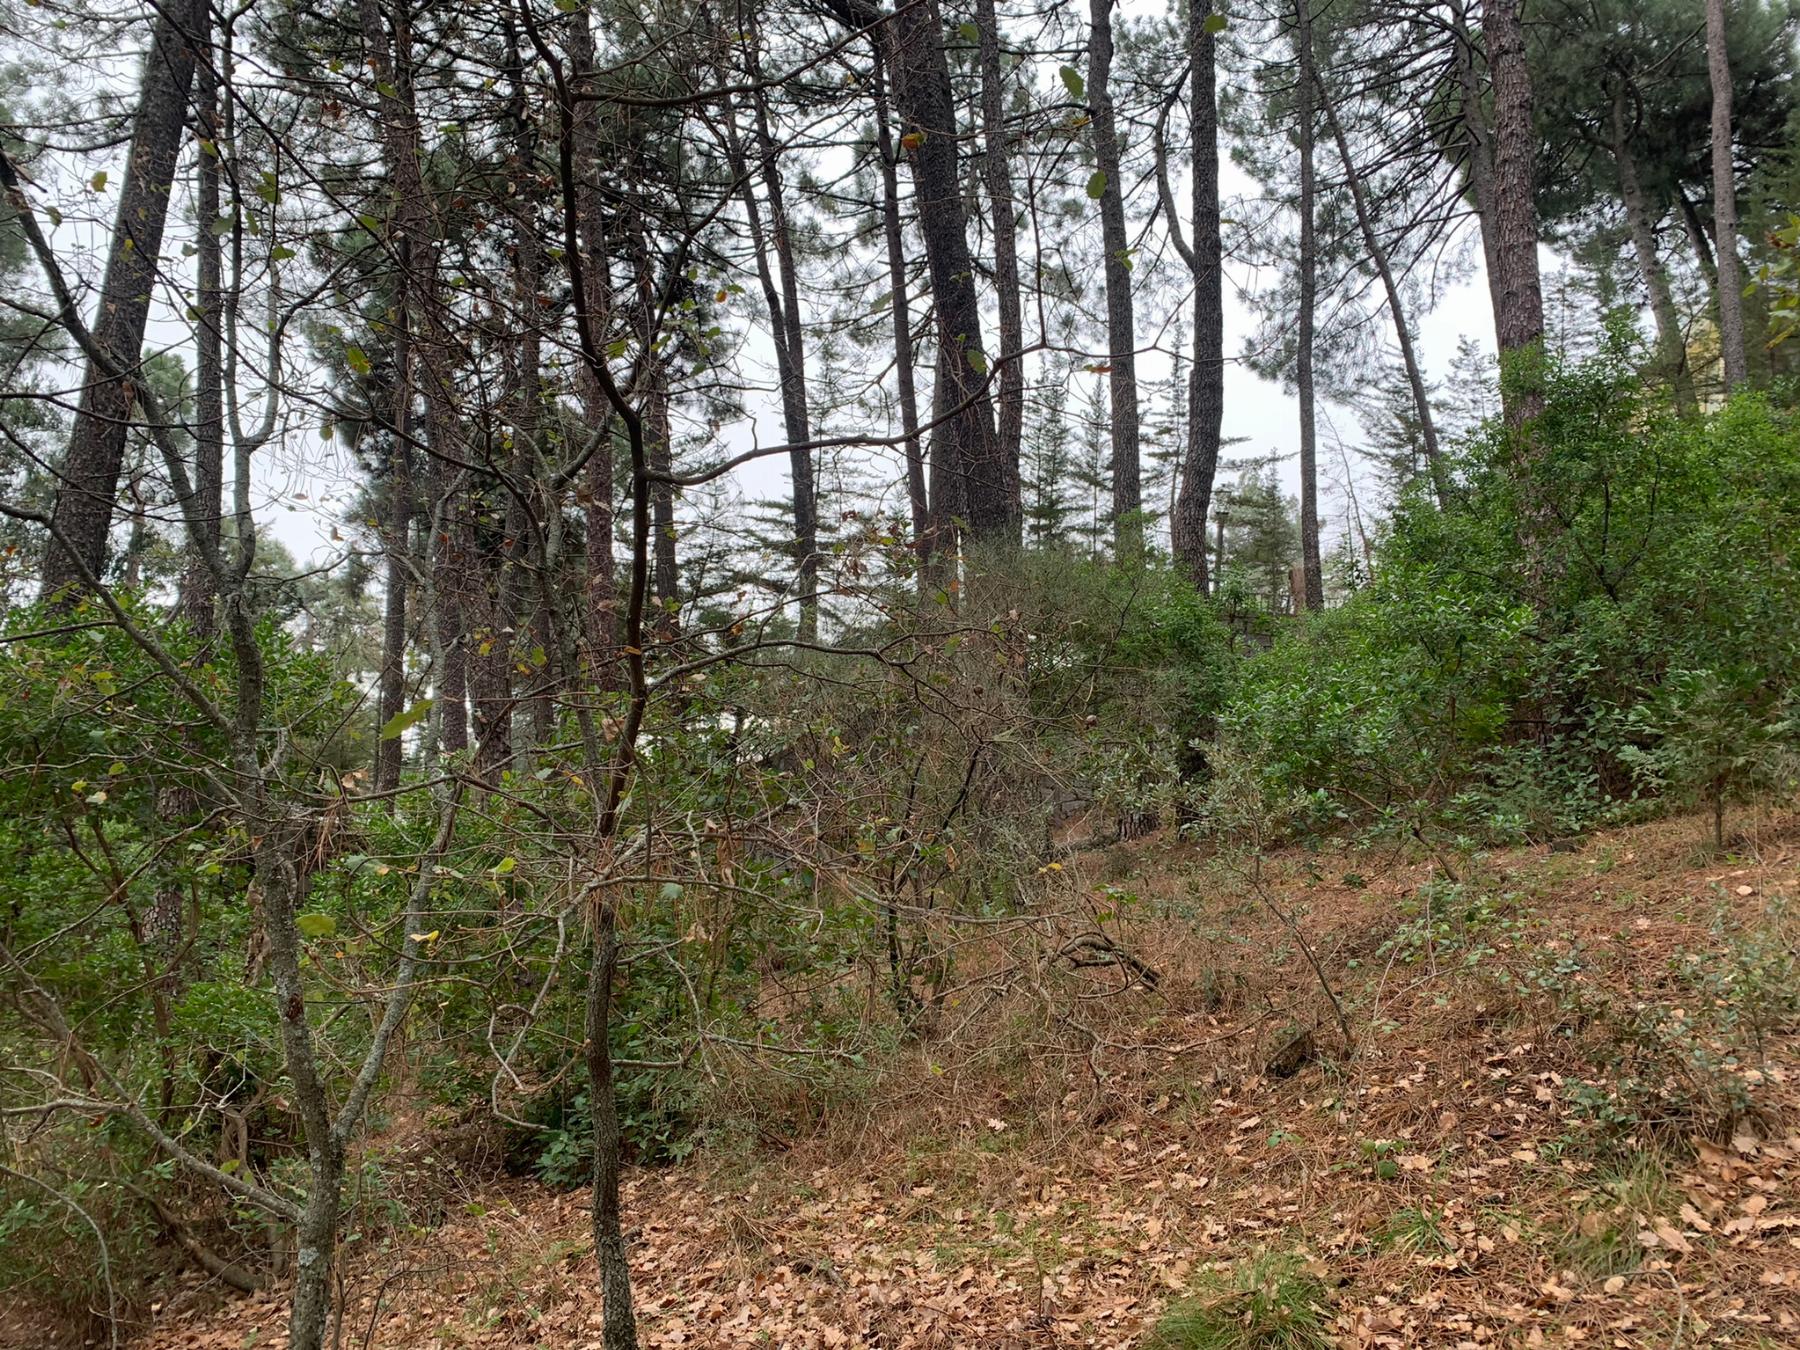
1088,0,1141,558
1294,0,1323,611
1706,0,1749,390
723,41,817,639
1610,85,1694,413
41,0,203,601
1483,0,1545,427
182,48,224,632
567,3,617,682
871,52,929,564
975,0,1024,480
1171,0,1223,591
844,0,1015,545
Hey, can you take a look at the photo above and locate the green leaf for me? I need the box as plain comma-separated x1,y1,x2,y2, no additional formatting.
966,348,989,376
271,245,297,261
1086,169,1108,200
659,882,685,902
1059,65,1085,101
1203,12,1228,34
491,856,517,875
345,345,372,376
90,170,108,192
212,213,235,237
375,80,399,98
378,698,431,739
44,205,61,227
255,170,280,205
957,20,979,41
297,913,338,939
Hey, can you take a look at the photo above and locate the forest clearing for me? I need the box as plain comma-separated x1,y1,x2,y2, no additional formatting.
4,0,1800,1346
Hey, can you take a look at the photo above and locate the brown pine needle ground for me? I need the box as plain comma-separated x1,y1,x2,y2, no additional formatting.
130,808,1800,1350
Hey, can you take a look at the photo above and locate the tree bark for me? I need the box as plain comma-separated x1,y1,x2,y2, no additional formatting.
1610,84,1694,413
645,359,679,619
1483,0,1546,427
1171,0,1222,592
1295,0,1323,611
181,44,224,634
374,360,413,794
871,52,929,563
1321,80,1450,506
360,0,431,794
1088,0,1141,558
41,0,203,601
586,894,637,1350
421,415,468,754
974,0,1024,486
1706,0,1749,391
847,0,1015,545
567,3,617,683
1451,1,1501,301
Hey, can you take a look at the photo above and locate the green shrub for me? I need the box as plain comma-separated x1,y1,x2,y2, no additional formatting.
1206,338,1800,846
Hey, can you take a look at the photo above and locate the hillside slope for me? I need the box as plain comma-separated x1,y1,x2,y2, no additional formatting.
133,810,1800,1349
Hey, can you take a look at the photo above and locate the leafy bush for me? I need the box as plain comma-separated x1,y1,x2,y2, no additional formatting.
1207,339,1800,845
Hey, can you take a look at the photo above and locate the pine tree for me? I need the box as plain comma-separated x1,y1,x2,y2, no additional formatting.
1070,373,1113,558
1217,465,1301,613
1024,361,1075,547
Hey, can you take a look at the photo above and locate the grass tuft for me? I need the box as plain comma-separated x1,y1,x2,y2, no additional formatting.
1146,1252,1333,1349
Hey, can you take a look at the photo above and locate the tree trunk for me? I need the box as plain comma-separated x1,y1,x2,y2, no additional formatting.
645,359,679,620
182,46,224,634
152,27,225,986
586,894,637,1350
1451,1,1501,300
871,52,929,563
1295,0,1323,612
424,440,469,755
374,422,412,793
568,3,617,681
1706,0,1749,391
287,1156,344,1350
974,0,1024,485
1610,86,1694,413
41,0,203,601
1088,0,1141,559
1171,0,1223,592
926,357,964,577
1321,81,1450,507
863,0,1015,545
725,53,817,639
360,0,431,794
1483,0,1546,427
1679,186,1720,291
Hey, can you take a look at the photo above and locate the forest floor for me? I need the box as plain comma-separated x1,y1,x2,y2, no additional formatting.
128,809,1800,1349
